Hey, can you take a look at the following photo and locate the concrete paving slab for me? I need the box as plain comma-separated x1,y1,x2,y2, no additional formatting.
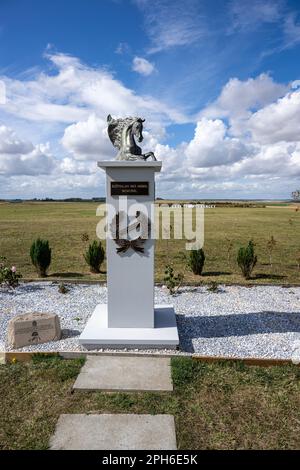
73,355,173,391
50,414,177,450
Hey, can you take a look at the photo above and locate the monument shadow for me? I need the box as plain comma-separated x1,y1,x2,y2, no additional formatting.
176,310,300,352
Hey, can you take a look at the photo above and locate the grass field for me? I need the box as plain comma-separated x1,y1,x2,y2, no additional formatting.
1,201,300,284
0,356,300,450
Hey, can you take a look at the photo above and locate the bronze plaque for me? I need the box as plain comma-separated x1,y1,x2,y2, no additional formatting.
111,181,149,196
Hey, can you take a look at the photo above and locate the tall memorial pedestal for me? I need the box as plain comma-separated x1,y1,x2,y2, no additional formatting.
79,161,179,349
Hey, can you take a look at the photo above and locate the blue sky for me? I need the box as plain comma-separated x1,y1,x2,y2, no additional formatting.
0,0,300,199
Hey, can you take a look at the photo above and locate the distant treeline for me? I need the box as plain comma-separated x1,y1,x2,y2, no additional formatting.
1,197,106,203
156,200,267,208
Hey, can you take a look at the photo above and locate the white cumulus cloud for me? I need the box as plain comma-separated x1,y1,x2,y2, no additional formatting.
201,74,287,135
185,118,253,167
0,126,55,176
132,57,156,76
62,114,113,160
248,88,300,144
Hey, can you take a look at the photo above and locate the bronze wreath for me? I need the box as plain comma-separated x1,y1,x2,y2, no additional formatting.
110,211,151,254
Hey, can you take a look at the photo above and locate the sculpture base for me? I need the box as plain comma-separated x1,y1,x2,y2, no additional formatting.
79,304,179,350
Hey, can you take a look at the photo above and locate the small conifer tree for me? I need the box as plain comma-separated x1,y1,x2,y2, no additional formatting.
237,240,257,279
30,238,52,277
189,248,205,275
84,240,105,273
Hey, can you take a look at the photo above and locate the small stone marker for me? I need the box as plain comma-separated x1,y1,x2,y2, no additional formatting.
7,312,61,349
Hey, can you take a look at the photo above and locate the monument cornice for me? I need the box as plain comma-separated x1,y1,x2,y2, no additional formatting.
97,160,162,172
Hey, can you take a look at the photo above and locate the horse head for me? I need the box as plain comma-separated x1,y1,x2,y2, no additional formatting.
131,117,145,143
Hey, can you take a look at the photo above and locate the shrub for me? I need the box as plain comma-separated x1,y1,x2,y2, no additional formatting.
84,240,105,273
237,240,257,279
163,264,184,295
58,282,69,294
30,238,52,277
0,256,22,288
189,248,205,275
207,281,219,293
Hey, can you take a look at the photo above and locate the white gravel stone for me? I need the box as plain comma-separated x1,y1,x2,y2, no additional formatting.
1,282,300,359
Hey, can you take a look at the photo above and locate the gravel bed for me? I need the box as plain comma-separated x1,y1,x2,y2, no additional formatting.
1,282,300,359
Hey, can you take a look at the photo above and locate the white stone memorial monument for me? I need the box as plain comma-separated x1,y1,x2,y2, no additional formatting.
79,116,179,349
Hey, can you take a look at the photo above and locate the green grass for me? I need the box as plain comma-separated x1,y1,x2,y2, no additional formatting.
1,201,300,284
1,356,300,449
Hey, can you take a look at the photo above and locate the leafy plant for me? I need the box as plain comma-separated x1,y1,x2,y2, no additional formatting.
189,248,205,275
58,282,69,294
30,238,52,277
163,264,184,295
0,256,22,288
237,240,257,280
266,235,277,266
84,240,105,273
207,281,219,293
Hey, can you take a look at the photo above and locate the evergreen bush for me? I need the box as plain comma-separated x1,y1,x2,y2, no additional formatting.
84,240,105,273
189,248,205,275
30,238,52,277
237,240,257,279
